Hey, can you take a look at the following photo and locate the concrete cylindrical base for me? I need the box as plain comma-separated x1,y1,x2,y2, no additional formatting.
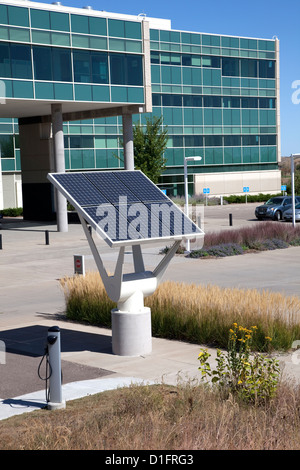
111,307,152,356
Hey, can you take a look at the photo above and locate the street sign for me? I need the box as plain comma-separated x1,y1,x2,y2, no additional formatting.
243,187,249,193
203,188,210,194
281,185,287,191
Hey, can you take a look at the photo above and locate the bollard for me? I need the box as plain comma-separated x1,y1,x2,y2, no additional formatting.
0,234,2,250
45,230,49,245
47,326,65,410
229,213,233,226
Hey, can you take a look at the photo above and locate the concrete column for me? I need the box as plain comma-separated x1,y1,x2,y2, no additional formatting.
51,103,68,232
122,113,134,171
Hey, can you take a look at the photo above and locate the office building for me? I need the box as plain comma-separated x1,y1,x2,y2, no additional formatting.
0,0,281,226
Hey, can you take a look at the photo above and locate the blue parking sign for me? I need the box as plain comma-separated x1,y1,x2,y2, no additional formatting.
281,185,286,191
203,188,210,194
243,186,249,192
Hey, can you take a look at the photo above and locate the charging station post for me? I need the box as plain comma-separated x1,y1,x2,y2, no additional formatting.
47,326,65,410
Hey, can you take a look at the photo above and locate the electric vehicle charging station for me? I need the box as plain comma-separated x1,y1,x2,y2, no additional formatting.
48,170,204,357
46,326,65,410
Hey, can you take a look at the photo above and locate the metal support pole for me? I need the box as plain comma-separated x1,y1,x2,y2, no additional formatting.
122,113,134,171
291,154,296,228
47,326,65,410
51,104,68,233
184,158,190,253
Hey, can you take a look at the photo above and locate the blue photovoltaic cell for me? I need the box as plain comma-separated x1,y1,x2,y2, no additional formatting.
115,171,169,203
145,202,201,237
84,172,140,205
53,172,111,207
48,170,203,246
83,204,150,242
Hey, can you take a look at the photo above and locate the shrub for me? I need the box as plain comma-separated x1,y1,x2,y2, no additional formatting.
198,323,281,404
189,222,300,258
190,243,245,258
0,207,23,217
223,193,282,204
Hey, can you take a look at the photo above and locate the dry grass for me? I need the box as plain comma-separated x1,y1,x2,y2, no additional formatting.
1,381,300,450
60,272,300,351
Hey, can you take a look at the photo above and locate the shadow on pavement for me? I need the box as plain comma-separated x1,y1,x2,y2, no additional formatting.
0,325,114,400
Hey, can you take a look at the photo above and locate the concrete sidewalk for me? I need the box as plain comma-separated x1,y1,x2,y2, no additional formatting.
1,207,300,420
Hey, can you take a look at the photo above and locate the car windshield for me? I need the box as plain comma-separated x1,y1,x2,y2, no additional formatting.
296,203,300,209
265,198,283,205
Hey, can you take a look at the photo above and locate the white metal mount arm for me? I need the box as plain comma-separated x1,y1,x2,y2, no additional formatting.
79,214,181,312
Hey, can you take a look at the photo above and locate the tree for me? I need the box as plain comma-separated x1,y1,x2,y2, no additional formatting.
133,116,168,184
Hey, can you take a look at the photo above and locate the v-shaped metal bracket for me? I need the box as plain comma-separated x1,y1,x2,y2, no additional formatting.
79,214,181,312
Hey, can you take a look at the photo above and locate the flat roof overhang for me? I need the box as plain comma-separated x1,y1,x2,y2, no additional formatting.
0,98,146,123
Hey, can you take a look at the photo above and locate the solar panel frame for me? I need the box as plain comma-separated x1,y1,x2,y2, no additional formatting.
47,170,204,247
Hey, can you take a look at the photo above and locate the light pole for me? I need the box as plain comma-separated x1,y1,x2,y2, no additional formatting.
184,156,202,252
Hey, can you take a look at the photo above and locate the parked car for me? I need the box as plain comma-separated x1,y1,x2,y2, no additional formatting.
255,196,300,221
283,203,300,222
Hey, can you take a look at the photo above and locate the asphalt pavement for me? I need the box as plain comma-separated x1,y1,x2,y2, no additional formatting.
0,202,300,421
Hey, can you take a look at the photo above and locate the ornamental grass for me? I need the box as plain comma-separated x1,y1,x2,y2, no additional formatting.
60,272,300,351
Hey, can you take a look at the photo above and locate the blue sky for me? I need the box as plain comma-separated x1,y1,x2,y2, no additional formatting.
38,0,300,156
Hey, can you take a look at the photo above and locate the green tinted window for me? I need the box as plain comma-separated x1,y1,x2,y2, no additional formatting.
92,85,110,101
35,82,54,99
0,135,14,157
150,29,159,41
110,54,143,86
91,52,108,84
0,5,8,25
71,14,89,34
50,12,70,32
72,34,89,48
89,16,107,36
8,6,29,27
124,21,141,39
259,60,275,78
51,32,70,47
33,46,72,82
33,46,52,80
108,19,125,38
13,80,33,98
241,58,258,77
0,43,11,77
52,48,72,82
32,30,51,44
54,83,73,100
222,57,239,76
73,50,91,83
10,44,32,79
30,9,50,29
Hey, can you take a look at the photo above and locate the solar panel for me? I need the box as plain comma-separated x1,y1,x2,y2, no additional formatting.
115,171,169,203
48,170,204,247
84,172,141,205
52,172,111,207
